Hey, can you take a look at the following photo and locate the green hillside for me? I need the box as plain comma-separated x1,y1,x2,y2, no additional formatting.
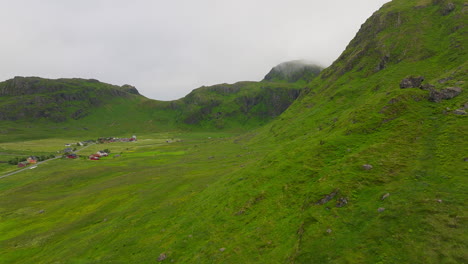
0,77,309,142
0,0,466,263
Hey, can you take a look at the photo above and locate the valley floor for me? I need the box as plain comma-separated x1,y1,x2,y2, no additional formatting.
0,132,267,263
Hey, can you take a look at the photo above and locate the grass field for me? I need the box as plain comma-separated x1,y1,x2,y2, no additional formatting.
0,131,266,263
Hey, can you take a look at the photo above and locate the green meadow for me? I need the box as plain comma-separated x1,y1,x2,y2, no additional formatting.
0,132,261,263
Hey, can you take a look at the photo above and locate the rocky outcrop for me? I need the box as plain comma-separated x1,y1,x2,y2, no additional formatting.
336,197,348,207
315,189,339,205
429,87,462,102
440,2,456,15
400,76,425,89
121,84,140,95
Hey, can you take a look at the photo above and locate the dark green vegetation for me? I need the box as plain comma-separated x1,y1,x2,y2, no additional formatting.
0,0,467,263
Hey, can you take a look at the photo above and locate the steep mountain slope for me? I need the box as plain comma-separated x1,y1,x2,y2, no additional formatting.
149,0,467,262
166,81,304,129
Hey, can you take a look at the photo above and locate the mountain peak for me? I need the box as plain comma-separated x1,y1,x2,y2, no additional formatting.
262,60,323,83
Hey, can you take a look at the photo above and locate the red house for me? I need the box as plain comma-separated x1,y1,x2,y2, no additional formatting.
67,154,78,159
89,154,100,160
27,156,38,164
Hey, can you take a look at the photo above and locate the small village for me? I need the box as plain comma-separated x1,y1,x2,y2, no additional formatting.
10,135,137,167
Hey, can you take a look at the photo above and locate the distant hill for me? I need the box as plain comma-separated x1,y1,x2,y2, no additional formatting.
263,60,323,83
0,75,307,140
0,77,140,122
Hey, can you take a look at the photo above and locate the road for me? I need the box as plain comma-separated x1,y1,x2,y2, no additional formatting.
0,143,95,179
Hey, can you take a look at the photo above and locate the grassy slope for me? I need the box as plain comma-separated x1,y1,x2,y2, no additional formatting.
0,0,467,263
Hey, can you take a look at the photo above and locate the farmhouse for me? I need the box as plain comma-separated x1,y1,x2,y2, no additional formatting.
89,154,100,160
27,156,38,164
67,154,78,159
97,151,108,157
61,148,73,153
17,162,28,168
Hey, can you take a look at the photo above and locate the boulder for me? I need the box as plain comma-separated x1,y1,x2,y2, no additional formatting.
362,164,373,170
381,193,390,200
400,76,424,89
377,207,385,212
157,253,167,262
429,87,462,102
453,109,466,115
336,197,348,207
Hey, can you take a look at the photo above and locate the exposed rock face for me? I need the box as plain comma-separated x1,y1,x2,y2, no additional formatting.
429,87,462,102
176,81,303,127
121,84,140,95
376,54,390,71
400,76,425,89
263,60,323,83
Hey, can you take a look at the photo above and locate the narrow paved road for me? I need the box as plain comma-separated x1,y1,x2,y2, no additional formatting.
0,143,95,179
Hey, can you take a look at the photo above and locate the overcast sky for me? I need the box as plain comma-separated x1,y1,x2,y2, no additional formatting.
0,0,389,100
